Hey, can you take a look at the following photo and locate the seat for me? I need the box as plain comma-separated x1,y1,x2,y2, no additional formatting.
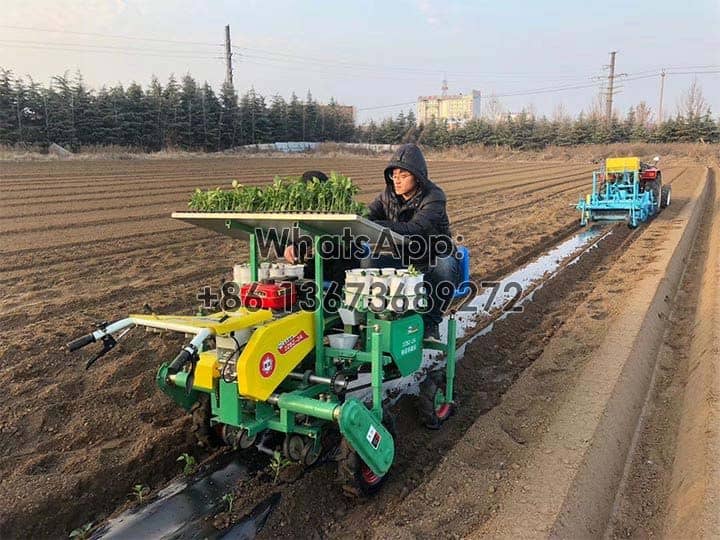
453,246,471,298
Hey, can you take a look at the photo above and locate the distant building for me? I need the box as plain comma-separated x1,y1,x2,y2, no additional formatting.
319,104,355,123
417,90,481,127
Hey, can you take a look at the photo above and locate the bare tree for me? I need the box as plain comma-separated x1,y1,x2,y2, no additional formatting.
587,92,606,121
551,103,569,122
677,77,708,119
482,94,504,124
634,101,654,127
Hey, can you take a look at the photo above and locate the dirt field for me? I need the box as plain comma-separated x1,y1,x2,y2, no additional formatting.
0,155,716,538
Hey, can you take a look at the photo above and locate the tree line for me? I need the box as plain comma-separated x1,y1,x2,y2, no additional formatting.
0,69,355,151
0,68,718,151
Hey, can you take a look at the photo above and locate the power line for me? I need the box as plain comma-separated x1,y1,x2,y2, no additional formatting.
0,38,221,57
0,42,223,60
355,69,719,114
0,24,220,46
233,45,597,82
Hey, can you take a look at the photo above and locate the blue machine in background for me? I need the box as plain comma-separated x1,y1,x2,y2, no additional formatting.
577,156,670,229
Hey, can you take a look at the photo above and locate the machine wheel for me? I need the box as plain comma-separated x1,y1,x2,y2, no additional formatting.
645,180,661,207
661,185,671,208
283,434,306,461
417,371,454,430
337,410,396,497
301,437,322,466
190,394,223,449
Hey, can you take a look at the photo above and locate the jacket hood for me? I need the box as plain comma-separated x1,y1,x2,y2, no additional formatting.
384,143,429,188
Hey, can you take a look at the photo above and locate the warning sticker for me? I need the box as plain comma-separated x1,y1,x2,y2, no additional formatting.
277,330,309,355
259,352,276,378
366,425,382,450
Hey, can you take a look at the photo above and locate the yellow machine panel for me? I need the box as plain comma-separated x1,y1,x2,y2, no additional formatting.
237,311,315,401
605,157,640,173
194,350,219,391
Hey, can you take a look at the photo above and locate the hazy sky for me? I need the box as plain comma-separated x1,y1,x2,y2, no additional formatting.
2,0,719,124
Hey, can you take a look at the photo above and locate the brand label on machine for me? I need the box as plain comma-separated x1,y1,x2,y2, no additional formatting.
366,425,381,450
277,330,309,355
259,352,276,378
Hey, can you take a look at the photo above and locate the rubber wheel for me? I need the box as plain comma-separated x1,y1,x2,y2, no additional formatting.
337,410,396,497
645,180,661,207
417,371,454,430
283,434,305,461
190,394,223,449
301,437,322,466
661,185,671,209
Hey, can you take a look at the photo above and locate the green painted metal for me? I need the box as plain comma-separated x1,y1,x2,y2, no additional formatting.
370,329,383,419
156,364,199,411
249,232,258,281
445,316,457,402
277,393,338,421
215,379,243,425
313,234,326,376
366,313,423,376
338,398,394,476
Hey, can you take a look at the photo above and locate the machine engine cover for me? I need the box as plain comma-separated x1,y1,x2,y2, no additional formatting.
237,311,315,400
240,281,296,310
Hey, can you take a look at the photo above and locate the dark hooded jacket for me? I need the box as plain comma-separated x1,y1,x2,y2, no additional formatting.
368,144,454,266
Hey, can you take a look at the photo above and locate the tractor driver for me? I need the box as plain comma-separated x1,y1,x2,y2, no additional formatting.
365,143,460,342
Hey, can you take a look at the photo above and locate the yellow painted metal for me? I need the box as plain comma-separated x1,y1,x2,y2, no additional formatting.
237,311,315,401
127,308,272,335
194,350,219,391
605,157,640,173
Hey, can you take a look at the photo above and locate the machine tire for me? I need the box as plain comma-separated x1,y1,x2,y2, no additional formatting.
661,185,671,208
417,371,454,430
337,410,396,497
283,434,305,461
190,394,223,449
645,180,661,208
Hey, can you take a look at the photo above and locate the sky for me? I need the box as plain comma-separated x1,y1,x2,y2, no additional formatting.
1,0,719,124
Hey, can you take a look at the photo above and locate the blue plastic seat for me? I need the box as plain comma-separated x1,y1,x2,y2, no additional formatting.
453,246,471,298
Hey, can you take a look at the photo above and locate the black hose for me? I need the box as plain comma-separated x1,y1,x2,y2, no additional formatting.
221,335,244,383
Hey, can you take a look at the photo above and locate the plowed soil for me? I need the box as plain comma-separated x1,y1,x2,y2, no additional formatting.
0,155,707,538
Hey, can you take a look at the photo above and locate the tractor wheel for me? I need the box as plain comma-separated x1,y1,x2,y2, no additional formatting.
645,180,661,207
190,394,223,449
337,410,396,497
661,185,671,208
417,371,454,430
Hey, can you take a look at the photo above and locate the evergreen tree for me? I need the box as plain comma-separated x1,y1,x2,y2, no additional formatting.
287,92,303,140
0,70,19,144
218,81,239,149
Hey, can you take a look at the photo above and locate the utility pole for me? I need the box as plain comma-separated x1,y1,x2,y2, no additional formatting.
224,25,234,88
658,69,666,124
605,51,616,124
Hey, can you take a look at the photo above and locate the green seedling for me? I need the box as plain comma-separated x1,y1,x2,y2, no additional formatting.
130,484,150,503
269,451,292,485
222,492,235,514
189,173,367,215
177,452,197,476
69,522,93,540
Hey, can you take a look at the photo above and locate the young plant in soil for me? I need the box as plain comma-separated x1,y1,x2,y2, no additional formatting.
69,522,93,540
177,452,197,476
269,451,292,485
130,484,150,503
222,492,235,514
